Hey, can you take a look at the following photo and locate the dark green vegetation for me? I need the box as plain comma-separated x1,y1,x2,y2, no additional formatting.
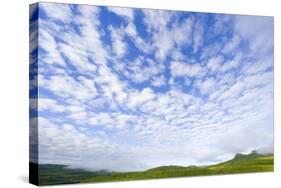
37,152,273,185
37,164,109,185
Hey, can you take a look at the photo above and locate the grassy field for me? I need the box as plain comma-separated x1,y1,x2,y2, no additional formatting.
36,152,273,185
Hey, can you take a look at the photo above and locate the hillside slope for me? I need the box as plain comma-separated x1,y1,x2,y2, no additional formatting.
36,152,273,185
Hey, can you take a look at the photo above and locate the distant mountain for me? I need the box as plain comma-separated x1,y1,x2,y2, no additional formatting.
217,150,272,166
234,150,260,159
34,151,273,185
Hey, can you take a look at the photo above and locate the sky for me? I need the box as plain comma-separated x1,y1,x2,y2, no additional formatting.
29,2,274,172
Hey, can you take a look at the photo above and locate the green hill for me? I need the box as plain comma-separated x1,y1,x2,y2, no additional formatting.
36,151,273,185
37,164,110,185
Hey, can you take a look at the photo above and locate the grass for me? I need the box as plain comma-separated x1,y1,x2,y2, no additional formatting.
36,152,273,185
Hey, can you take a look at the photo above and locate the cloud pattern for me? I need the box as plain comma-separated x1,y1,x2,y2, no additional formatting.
29,3,274,172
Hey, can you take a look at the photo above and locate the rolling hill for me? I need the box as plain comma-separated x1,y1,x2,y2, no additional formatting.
35,151,273,185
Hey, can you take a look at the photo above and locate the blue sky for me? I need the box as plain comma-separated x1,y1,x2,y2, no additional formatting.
30,3,274,172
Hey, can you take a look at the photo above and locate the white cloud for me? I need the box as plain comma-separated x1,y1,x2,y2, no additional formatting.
128,87,155,108
109,26,127,58
38,98,65,112
78,5,100,18
68,111,88,121
242,56,273,75
221,53,242,72
154,30,174,60
40,3,73,23
207,55,224,72
143,10,193,61
58,43,97,73
142,9,173,32
107,7,134,20
38,121,141,171
120,57,165,86
218,81,244,102
122,21,152,54
89,112,113,126
198,77,216,95
94,65,129,105
214,119,273,155
153,18,193,60
112,36,127,58
212,14,232,35
40,74,97,101
171,18,193,47
200,42,223,60
38,29,66,66
151,75,166,87
222,34,240,54
171,61,205,78
125,22,137,36
242,71,273,89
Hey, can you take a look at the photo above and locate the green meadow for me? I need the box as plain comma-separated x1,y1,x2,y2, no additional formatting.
37,152,273,186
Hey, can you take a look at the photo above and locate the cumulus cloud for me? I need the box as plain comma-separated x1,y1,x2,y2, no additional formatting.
222,34,240,54
197,77,216,95
171,61,205,78
40,3,73,23
108,26,127,58
107,6,134,20
221,53,242,72
143,9,193,61
207,55,224,72
34,2,274,172
38,98,65,112
117,57,165,85
151,75,166,87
